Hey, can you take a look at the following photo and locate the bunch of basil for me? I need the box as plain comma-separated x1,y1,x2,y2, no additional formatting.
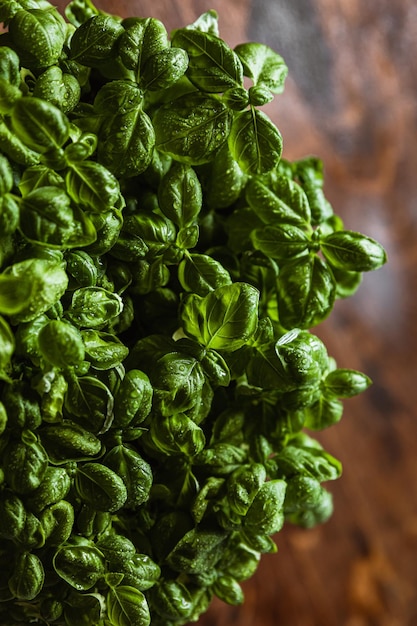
0,1,386,624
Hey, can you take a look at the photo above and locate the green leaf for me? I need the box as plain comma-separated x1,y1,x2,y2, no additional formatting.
39,421,102,464
0,315,14,371
332,266,363,298
149,580,193,621
69,14,124,66
251,224,310,260
283,475,323,513
181,282,259,351
185,10,219,36
113,369,153,428
0,76,21,114
19,186,97,249
158,162,202,227
65,375,114,434
166,527,226,574
66,161,121,212
118,17,169,75
172,28,243,93
75,462,128,512
303,395,344,430
154,93,233,165
234,42,288,93
9,7,66,69
108,553,160,591
323,368,372,398
178,253,232,296
38,320,85,368
277,255,336,329
150,413,206,458
33,66,81,113
107,585,151,626
81,329,129,370
226,207,263,254
3,431,48,495
200,349,231,387
0,257,68,323
18,164,65,196
244,479,286,534
41,500,74,546
63,593,102,626
97,107,155,178
11,97,70,153
104,445,153,508
140,47,188,90
53,543,106,591
321,230,387,271
26,466,71,513
66,287,123,329
228,107,282,175
0,46,20,86
275,434,342,481
226,463,266,516
246,173,311,226
213,575,244,605
200,143,247,209
292,156,333,224
8,551,44,600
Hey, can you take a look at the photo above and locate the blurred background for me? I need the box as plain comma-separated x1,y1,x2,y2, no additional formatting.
58,1,417,623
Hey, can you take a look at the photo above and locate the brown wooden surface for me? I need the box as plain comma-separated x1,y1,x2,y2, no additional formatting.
58,1,417,623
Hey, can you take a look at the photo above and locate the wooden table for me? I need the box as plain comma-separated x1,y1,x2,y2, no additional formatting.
57,1,417,623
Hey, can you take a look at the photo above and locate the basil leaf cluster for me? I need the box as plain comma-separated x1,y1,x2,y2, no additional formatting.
0,1,386,625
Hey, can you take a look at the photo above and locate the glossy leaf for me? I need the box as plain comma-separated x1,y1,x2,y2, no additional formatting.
140,47,188,91
277,255,336,329
158,162,202,227
251,224,310,260
228,107,282,175
66,287,123,329
234,42,288,93
150,413,206,457
97,107,155,178
11,97,70,153
172,27,243,92
76,462,128,512
70,14,124,66
33,66,81,113
81,329,129,369
321,230,387,271
66,160,121,212
244,479,286,534
118,17,169,75
246,173,311,226
107,585,151,626
181,282,259,351
104,445,153,508
0,315,14,372
178,253,232,296
20,186,97,249
154,93,233,164
3,431,48,495
149,579,193,620
113,369,153,427
8,551,44,600
53,543,106,590
303,395,344,430
8,7,66,69
323,368,372,398
40,421,102,463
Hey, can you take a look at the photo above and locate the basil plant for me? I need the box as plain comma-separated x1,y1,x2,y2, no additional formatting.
0,0,386,624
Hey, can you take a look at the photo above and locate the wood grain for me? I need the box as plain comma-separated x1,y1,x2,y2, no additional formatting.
54,1,417,623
